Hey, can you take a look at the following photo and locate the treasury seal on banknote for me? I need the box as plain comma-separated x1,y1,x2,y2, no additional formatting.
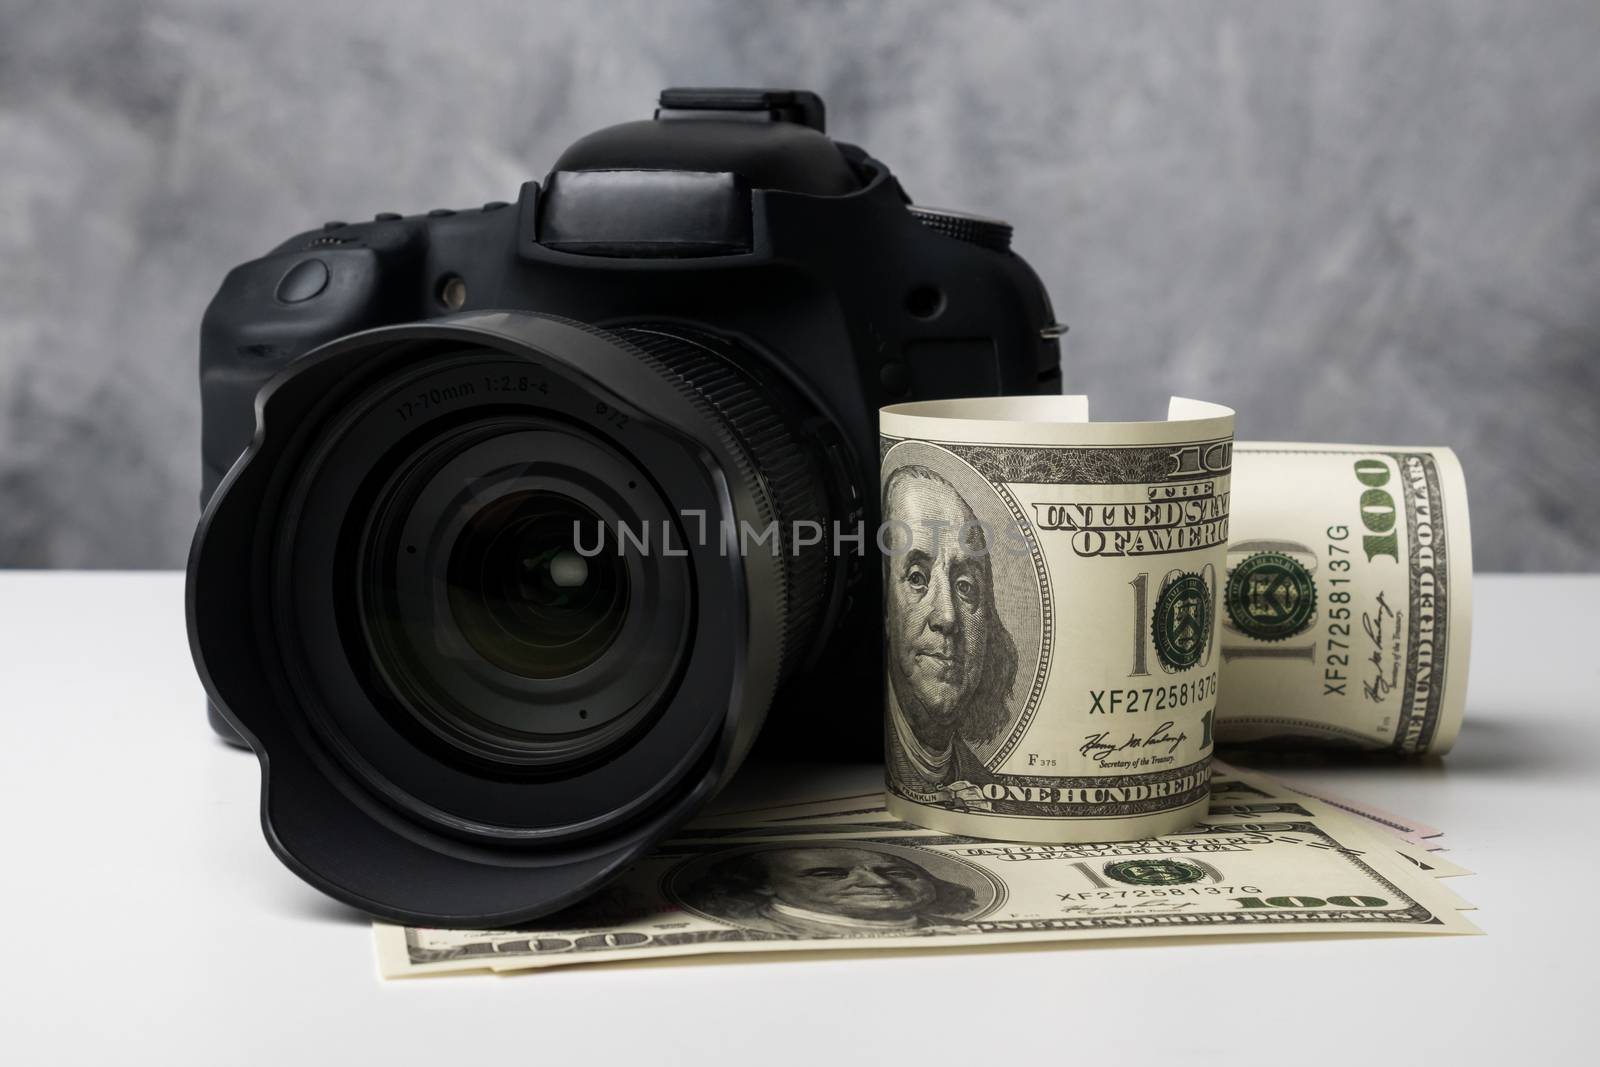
879,395,1235,844
1101,858,1210,886
1223,550,1316,641
1153,571,1214,670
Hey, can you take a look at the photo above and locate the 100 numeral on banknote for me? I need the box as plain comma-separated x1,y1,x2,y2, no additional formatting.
878,397,1234,842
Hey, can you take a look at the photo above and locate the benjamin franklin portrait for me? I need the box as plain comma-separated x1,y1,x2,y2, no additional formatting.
675,844,981,939
882,463,1019,793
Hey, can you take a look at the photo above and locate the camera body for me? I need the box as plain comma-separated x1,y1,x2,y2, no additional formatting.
193,89,1060,923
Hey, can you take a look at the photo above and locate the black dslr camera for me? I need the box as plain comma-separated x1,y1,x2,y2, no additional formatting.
190,88,1060,925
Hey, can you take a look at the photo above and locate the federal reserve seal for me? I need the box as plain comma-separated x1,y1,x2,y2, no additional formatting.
1225,551,1317,641
1102,859,1208,886
1152,571,1211,671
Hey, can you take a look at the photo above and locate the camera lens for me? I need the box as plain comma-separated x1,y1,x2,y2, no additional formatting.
447,491,626,680
188,312,844,925
357,420,693,771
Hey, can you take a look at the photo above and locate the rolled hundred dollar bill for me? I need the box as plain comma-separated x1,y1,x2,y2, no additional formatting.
878,396,1234,842
1218,444,1472,754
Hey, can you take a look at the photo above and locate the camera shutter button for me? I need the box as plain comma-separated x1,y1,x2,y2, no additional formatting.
275,258,330,304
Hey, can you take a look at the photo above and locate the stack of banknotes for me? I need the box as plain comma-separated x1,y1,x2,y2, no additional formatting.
376,761,1476,977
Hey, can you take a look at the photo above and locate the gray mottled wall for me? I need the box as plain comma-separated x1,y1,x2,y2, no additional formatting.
2,0,1597,570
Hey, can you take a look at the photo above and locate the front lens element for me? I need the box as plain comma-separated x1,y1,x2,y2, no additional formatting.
357,421,692,771
447,491,628,680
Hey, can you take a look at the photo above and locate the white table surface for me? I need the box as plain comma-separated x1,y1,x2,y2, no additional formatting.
1,572,1592,1064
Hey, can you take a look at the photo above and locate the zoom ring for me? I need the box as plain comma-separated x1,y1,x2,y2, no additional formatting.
614,327,834,687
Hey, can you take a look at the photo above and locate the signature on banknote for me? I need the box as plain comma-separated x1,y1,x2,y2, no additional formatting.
1362,591,1404,702
1078,721,1190,767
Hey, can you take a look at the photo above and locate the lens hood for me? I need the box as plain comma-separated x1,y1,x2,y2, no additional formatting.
188,312,796,926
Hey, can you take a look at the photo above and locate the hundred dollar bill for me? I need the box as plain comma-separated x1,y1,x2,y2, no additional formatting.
676,811,1468,880
706,769,1450,850
375,815,1476,977
688,762,1472,879
1209,761,1447,846
1204,762,1472,878
877,396,1234,841
1271,779,1444,847
1219,444,1472,754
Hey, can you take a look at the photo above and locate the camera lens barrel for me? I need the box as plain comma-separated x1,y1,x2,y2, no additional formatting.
611,325,833,685
188,312,840,925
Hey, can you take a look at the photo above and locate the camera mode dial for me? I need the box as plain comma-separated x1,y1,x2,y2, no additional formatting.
907,206,1013,253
